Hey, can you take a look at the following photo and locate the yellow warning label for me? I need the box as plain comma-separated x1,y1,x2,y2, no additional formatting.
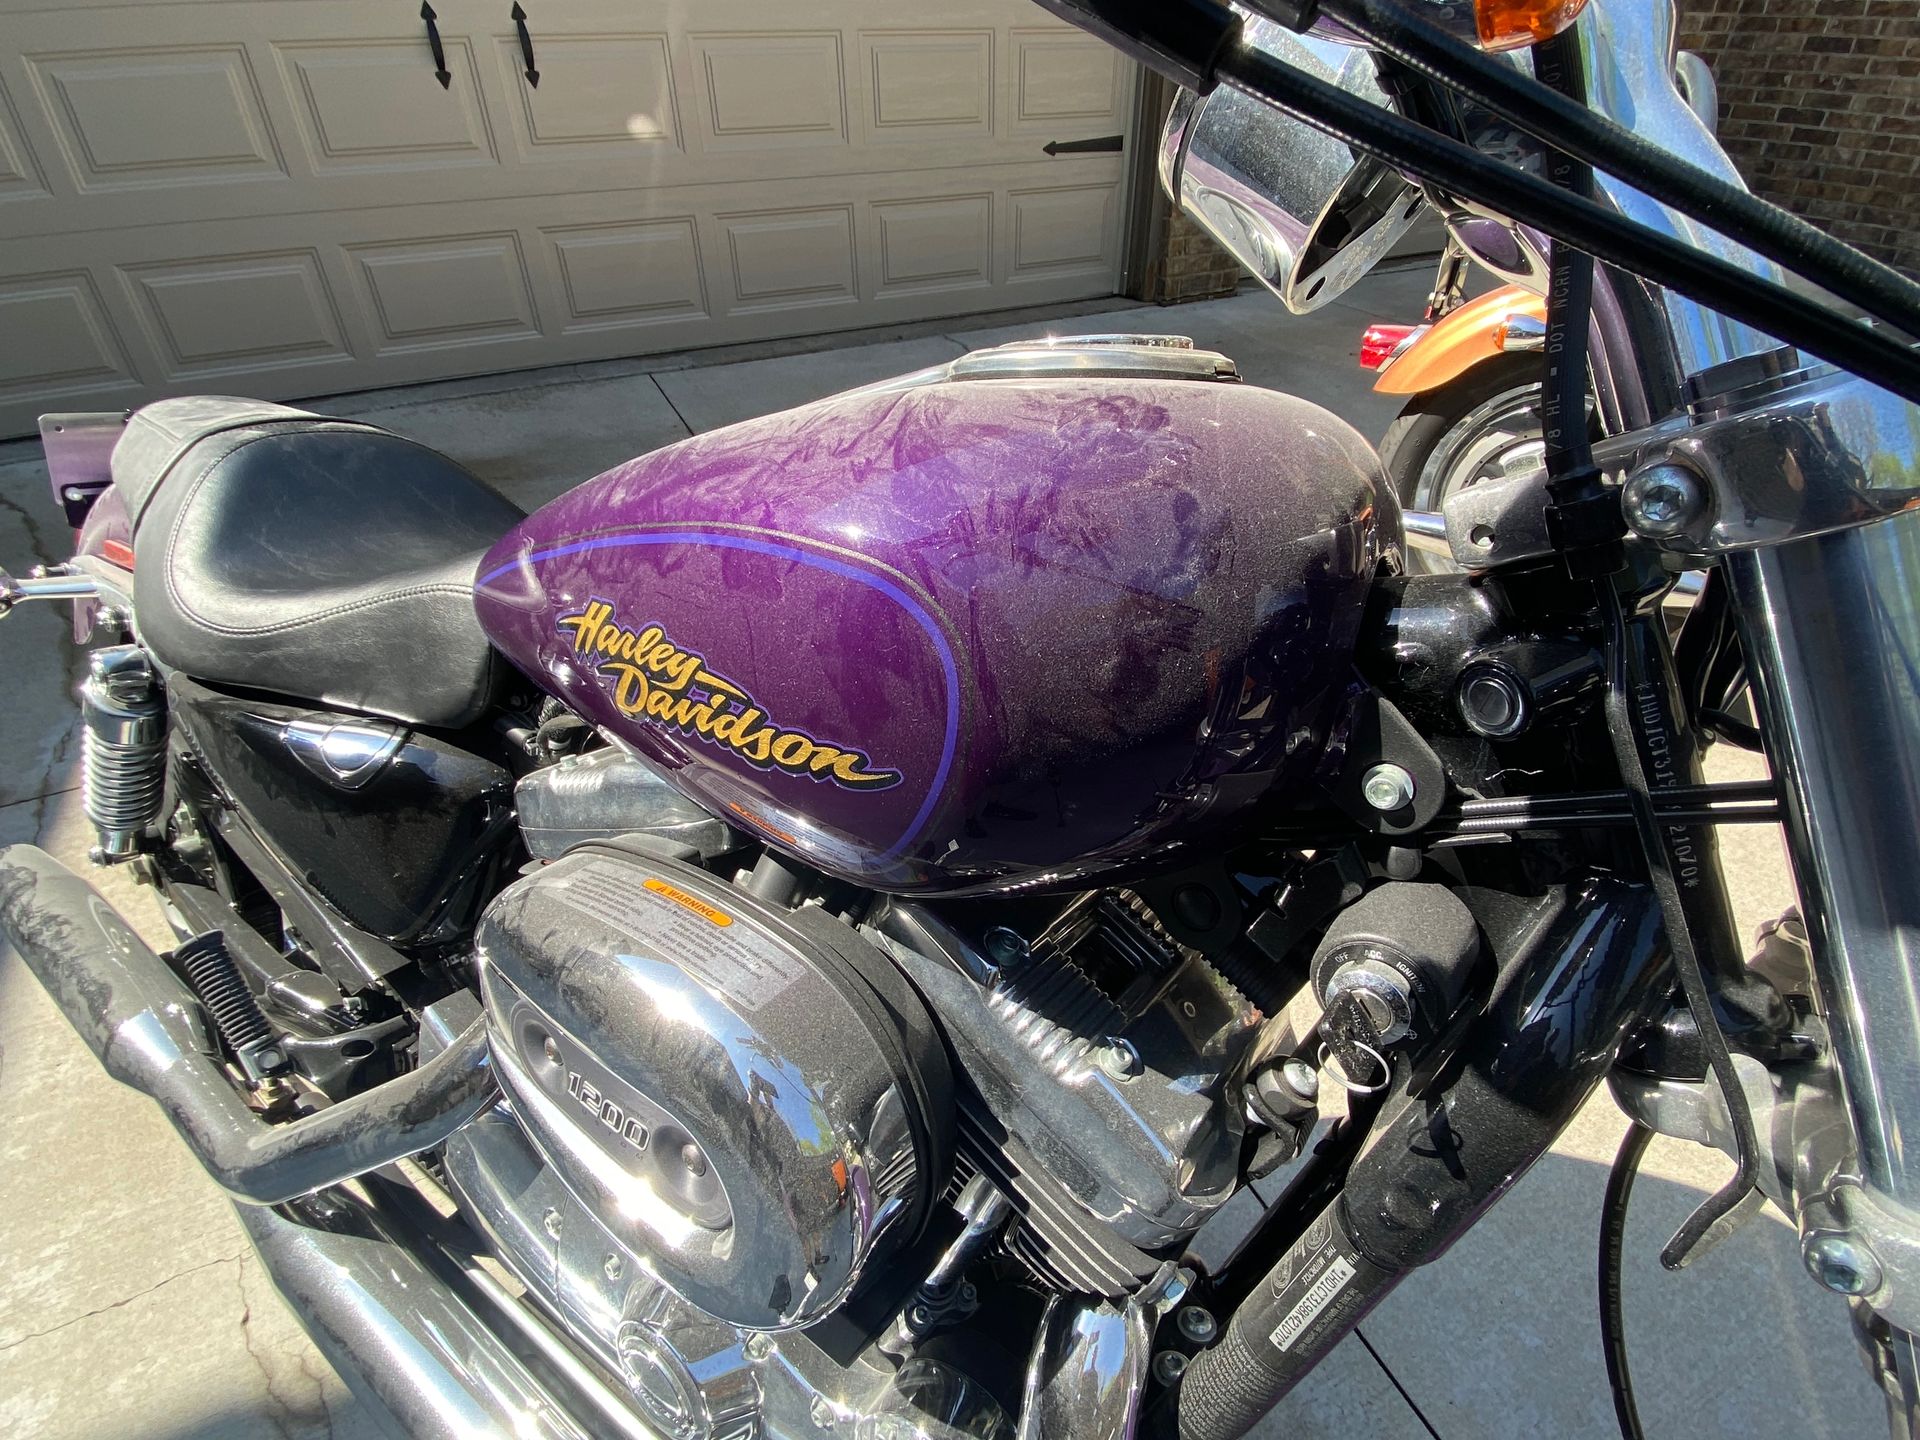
642,876,733,927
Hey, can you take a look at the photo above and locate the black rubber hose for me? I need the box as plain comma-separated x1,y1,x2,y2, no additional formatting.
1601,1121,1654,1440
1316,0,1920,345
1212,45,1920,408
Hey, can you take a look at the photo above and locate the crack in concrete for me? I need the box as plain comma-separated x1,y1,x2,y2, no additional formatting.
0,784,79,851
0,1250,246,1352
0,487,58,568
236,1257,339,1440
0,786,78,812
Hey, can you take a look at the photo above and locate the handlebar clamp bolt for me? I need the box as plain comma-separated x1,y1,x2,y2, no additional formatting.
1623,463,1709,539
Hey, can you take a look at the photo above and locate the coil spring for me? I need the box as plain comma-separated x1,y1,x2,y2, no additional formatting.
175,930,274,1053
81,723,165,829
79,645,165,857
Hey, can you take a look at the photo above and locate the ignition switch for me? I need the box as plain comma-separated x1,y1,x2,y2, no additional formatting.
1310,882,1482,1088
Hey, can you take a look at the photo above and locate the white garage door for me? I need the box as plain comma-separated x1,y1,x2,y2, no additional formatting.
0,0,1137,437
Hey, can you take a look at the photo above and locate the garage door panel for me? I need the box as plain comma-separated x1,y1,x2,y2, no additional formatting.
718,205,860,316
0,12,1127,238
25,44,286,193
494,33,678,157
345,231,543,355
857,31,995,145
1009,28,1127,132
0,77,49,202
545,217,708,334
120,249,352,380
0,271,139,403
870,194,994,301
1008,181,1121,284
0,3,1133,436
692,32,849,153
274,37,496,176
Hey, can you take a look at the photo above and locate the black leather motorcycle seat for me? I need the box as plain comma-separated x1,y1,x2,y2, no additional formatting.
114,397,525,729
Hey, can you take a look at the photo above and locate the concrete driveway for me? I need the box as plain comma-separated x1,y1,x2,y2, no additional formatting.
0,263,1887,1439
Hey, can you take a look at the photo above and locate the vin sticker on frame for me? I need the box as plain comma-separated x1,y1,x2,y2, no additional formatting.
1265,1210,1378,1357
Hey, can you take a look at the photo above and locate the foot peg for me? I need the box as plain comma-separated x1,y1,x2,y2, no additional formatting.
176,930,291,1084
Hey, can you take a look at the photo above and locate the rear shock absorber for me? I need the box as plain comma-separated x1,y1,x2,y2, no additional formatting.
175,930,289,1083
80,644,166,863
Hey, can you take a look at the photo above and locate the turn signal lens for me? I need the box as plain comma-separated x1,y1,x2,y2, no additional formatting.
1475,0,1591,51
1360,323,1420,372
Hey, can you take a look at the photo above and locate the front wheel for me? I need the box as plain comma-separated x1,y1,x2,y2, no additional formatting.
1378,354,1546,575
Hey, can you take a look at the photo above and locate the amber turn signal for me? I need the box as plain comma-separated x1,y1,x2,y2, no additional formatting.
1475,0,1591,51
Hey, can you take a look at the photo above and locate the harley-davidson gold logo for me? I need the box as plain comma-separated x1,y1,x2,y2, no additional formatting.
558,601,902,790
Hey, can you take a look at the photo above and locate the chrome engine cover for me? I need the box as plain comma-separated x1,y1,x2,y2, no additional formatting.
473,839,951,1332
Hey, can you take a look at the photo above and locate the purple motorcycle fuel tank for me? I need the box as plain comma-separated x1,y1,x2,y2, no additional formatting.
475,339,1397,895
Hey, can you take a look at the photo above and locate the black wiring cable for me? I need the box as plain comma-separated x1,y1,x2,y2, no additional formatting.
1312,0,1920,345
1598,583,1764,1269
1530,20,1762,1282
1533,29,1596,478
1531,27,1619,577
1211,46,1920,408
1601,1121,1655,1440
1673,569,1729,718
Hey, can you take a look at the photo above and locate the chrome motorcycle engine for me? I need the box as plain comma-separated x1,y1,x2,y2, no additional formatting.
472,839,952,1332
448,836,1256,1438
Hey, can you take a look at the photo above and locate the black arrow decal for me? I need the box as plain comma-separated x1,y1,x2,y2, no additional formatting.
1042,133,1124,156
511,3,539,87
421,2,451,89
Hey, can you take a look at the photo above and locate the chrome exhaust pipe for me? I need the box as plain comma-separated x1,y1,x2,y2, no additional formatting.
1016,1264,1190,1440
0,843,495,1204
239,1185,608,1440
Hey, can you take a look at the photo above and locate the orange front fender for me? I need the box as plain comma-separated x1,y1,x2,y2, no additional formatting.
1372,285,1545,396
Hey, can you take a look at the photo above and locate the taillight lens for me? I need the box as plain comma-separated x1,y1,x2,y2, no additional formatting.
1360,323,1419,371
1475,0,1592,51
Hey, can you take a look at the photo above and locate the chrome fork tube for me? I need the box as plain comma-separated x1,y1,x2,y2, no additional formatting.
1727,514,1920,1206
1729,514,1920,1432
1576,0,1782,378
1728,518,1920,1436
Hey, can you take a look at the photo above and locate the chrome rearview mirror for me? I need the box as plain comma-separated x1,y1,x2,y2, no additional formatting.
1159,19,1424,314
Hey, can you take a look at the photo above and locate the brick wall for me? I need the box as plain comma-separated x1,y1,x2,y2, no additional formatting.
1679,0,1920,273
1148,209,1244,303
